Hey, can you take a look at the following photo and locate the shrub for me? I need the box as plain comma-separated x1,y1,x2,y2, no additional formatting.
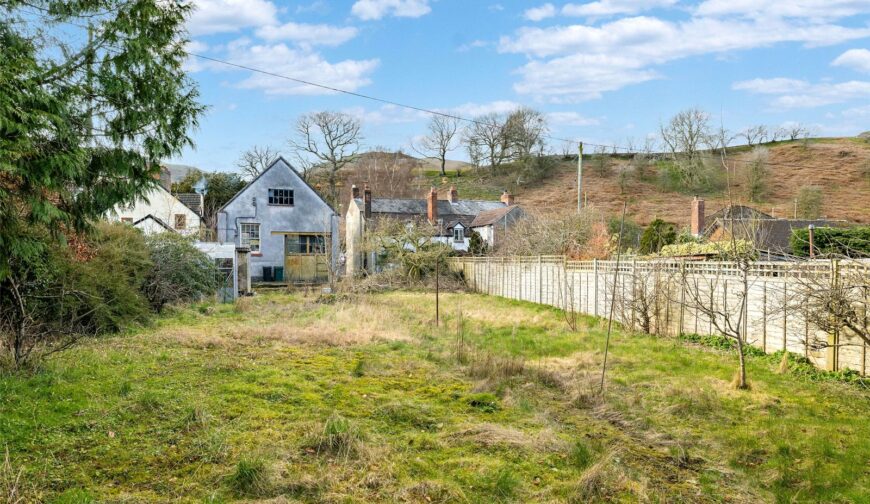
639,219,677,254
795,186,823,219
142,233,218,312
1,223,151,368
306,413,365,459
743,147,769,202
607,216,642,252
790,226,870,257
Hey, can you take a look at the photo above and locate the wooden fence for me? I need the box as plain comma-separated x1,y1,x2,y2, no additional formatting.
450,256,870,375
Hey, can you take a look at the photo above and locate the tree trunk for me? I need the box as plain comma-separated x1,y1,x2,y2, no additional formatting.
439,157,446,177
734,336,748,389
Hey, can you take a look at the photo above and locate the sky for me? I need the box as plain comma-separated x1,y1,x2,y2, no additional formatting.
173,0,870,171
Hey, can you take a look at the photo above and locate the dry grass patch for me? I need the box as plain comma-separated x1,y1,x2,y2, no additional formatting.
445,423,567,453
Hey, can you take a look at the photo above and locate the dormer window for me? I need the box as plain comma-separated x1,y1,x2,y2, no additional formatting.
453,227,464,242
268,188,294,206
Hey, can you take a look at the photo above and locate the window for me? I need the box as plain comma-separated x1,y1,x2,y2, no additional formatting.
285,234,326,254
453,227,465,242
240,223,261,252
268,188,294,206
174,214,186,229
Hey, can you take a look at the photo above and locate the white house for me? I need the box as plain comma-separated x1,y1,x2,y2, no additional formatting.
107,182,202,236
216,157,339,284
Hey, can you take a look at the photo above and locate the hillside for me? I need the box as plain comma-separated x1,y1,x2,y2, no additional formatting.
336,138,869,227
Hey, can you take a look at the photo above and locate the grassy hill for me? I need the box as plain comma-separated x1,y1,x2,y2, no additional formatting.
334,138,870,227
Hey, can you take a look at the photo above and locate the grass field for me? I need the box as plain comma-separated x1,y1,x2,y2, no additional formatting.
2,291,868,503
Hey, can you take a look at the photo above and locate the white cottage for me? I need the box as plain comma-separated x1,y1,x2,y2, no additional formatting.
107,182,202,236
216,157,339,283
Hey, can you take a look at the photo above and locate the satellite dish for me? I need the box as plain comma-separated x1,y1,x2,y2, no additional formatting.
193,177,208,195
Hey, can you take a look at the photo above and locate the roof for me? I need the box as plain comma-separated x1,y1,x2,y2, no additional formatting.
710,217,848,253
218,157,336,214
176,193,203,216
471,205,522,227
706,205,773,226
132,214,175,232
355,197,506,220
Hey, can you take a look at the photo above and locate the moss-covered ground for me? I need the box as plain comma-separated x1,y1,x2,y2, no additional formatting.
2,291,868,503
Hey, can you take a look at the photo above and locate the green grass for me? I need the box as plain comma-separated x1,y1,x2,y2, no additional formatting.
1,291,868,502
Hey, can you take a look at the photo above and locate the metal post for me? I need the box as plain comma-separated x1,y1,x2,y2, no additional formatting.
435,259,440,327
808,224,816,259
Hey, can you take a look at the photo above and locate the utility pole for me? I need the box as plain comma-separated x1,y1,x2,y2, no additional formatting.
577,142,584,213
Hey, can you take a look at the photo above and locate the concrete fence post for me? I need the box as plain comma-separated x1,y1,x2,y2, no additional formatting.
762,282,767,352
593,259,599,317
782,282,788,352
827,260,840,371
678,262,686,336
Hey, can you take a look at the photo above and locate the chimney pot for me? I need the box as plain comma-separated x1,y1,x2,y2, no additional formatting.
500,190,514,206
691,196,705,237
427,187,438,224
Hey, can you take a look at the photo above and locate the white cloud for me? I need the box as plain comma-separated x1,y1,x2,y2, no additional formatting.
842,104,870,117
222,40,379,95
695,0,870,20
524,4,557,21
547,111,600,126
498,14,870,101
343,105,427,125
188,0,278,36
832,48,870,74
255,22,358,46
562,0,677,17
351,0,431,20
447,101,522,117
733,77,870,108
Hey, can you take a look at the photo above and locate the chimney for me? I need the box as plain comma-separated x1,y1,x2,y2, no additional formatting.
448,186,458,203
500,190,514,206
427,187,438,223
363,184,372,219
351,184,360,200
691,196,705,236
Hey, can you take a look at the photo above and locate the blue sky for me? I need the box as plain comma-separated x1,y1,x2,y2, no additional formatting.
175,0,870,171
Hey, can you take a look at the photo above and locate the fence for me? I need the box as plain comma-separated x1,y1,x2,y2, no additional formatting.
450,256,870,375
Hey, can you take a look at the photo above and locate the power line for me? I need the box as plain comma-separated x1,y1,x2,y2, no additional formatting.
22,11,856,172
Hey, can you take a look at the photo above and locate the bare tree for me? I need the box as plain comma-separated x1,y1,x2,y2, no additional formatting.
412,115,460,177
464,113,510,172
742,147,769,203
236,145,278,180
289,111,362,206
778,123,808,141
738,125,768,146
659,108,714,187
504,106,548,159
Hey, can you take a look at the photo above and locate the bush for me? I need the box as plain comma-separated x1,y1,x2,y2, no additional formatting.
795,186,823,219
607,216,642,252
743,147,769,202
790,226,870,257
639,219,677,254
142,233,218,312
1,224,151,367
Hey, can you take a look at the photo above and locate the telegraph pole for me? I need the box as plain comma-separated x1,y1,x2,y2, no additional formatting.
577,142,584,213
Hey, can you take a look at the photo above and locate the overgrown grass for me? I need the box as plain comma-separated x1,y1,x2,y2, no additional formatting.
1,291,868,502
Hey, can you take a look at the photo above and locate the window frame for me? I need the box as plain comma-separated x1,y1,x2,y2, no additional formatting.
268,188,295,206
453,227,465,242
239,222,261,253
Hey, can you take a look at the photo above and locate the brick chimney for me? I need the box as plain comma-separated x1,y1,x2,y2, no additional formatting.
363,184,372,219
448,186,458,203
500,190,514,206
351,184,360,199
427,187,438,223
153,166,172,191
691,196,705,236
